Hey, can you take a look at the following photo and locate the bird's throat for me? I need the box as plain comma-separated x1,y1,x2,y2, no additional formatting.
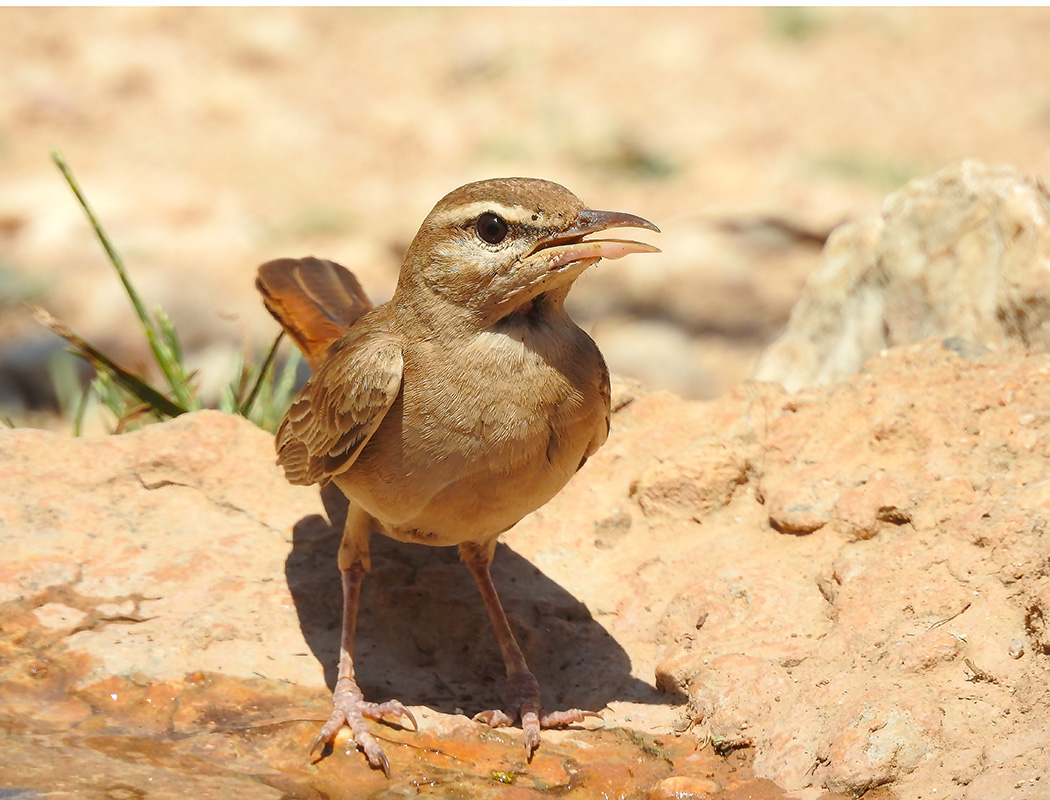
501,290,552,323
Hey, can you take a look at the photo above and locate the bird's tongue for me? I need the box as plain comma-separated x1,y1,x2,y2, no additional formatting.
540,238,661,270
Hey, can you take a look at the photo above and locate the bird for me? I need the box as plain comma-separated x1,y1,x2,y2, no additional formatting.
256,177,659,774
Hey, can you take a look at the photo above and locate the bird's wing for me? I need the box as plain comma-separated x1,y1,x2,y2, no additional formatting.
275,330,403,485
578,355,611,471
256,257,373,370
593,357,612,455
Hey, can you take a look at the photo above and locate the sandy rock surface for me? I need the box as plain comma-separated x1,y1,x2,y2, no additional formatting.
4,337,1050,799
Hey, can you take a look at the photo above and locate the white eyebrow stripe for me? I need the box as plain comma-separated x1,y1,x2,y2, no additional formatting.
427,201,536,228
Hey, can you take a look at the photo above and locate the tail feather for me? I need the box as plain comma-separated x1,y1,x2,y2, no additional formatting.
256,257,373,369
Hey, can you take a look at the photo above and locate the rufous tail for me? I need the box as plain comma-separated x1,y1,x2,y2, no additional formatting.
256,257,373,370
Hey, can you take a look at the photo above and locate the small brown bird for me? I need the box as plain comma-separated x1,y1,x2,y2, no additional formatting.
256,177,659,774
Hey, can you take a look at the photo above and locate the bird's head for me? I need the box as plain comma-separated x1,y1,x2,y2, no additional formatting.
396,177,659,323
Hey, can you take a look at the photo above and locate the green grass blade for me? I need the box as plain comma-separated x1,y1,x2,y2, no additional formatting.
32,305,187,419
239,331,284,417
51,149,195,408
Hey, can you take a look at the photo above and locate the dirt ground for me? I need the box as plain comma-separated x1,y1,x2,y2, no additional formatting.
3,7,1050,414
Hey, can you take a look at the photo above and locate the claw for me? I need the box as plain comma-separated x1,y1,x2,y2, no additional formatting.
310,677,416,775
472,708,514,727
371,698,418,731
540,708,603,727
522,709,541,759
473,669,601,759
362,740,391,778
309,731,329,758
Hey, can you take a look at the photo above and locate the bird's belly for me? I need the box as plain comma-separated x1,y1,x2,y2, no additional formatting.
376,458,576,546
337,409,596,546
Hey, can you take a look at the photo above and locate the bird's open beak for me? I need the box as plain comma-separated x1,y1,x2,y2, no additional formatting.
526,209,661,270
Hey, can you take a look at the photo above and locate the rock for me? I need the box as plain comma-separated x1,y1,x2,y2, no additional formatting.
645,341,1050,798
0,408,783,798
754,161,1050,391
631,439,750,520
7,337,1050,798
647,774,722,799
820,689,941,795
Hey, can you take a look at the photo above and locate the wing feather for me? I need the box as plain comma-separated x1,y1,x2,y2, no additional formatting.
275,332,403,485
256,257,373,370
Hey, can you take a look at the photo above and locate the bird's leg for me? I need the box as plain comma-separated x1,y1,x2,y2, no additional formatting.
459,540,599,758
313,503,416,775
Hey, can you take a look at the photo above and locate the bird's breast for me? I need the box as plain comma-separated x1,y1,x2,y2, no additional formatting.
337,320,609,544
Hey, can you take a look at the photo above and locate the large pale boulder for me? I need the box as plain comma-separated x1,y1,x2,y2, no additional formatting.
754,160,1050,391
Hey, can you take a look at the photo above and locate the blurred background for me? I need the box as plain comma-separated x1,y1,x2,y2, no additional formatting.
2,7,1049,429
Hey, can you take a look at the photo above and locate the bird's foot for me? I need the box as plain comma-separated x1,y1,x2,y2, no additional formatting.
473,670,601,758
312,675,417,776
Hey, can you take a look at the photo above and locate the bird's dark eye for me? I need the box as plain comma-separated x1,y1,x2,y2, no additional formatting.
475,212,509,245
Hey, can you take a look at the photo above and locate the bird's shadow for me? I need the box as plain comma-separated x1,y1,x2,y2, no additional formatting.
284,485,674,715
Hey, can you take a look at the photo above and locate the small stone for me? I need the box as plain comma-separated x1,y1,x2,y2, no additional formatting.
33,602,87,631
647,775,722,799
